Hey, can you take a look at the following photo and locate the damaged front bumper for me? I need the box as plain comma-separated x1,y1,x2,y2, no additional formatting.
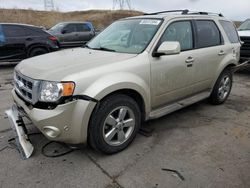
5,105,34,159
4,89,96,159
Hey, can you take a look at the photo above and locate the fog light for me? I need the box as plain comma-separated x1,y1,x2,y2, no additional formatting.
43,126,61,138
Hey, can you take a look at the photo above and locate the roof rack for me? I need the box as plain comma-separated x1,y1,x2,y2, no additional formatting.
188,11,224,17
144,9,224,17
144,10,189,15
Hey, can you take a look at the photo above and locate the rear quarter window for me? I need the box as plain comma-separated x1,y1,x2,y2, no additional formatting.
219,20,239,43
0,25,5,42
25,27,48,36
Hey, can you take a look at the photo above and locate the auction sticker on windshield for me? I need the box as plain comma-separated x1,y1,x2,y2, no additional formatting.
140,20,161,25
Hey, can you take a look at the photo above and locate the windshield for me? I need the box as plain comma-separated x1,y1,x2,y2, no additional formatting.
87,19,162,54
238,19,250,31
49,23,65,32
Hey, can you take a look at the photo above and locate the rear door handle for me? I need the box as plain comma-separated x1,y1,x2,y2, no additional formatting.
185,57,194,64
26,37,33,41
218,50,225,56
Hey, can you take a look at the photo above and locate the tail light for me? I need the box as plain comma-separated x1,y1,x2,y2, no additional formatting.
48,36,59,45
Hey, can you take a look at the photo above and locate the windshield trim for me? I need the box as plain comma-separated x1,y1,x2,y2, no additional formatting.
85,18,164,55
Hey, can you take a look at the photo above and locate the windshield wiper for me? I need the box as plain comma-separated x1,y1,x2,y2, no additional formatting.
101,47,116,52
83,44,116,52
83,44,91,48
238,29,250,31
89,46,116,52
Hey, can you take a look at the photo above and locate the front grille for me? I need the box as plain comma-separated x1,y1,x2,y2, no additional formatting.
14,71,39,104
240,36,250,58
241,37,250,51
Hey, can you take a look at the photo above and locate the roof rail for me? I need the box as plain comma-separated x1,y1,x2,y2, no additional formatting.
144,10,224,17
187,11,224,17
144,9,189,15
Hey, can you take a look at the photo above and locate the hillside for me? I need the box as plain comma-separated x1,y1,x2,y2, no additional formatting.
0,9,242,29
0,9,143,29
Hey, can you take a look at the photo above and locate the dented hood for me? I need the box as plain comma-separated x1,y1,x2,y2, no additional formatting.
16,47,137,81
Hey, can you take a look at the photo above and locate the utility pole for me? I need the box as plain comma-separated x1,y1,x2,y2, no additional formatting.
44,0,55,11
113,0,131,10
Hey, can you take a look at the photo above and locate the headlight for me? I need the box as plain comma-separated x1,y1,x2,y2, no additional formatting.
39,81,75,102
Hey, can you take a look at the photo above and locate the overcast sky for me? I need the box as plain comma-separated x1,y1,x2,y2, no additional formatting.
0,0,249,21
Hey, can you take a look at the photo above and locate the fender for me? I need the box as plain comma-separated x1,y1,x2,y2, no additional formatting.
211,54,238,90
74,72,151,143
83,72,151,116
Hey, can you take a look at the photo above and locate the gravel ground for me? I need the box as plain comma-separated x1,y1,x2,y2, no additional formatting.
0,65,249,188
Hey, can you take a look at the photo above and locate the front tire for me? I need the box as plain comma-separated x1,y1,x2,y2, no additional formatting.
89,94,141,154
209,68,233,105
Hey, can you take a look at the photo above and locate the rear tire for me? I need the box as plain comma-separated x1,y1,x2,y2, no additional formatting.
209,68,233,105
28,47,49,57
89,94,141,154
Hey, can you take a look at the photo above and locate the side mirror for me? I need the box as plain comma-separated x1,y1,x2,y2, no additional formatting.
61,29,68,34
153,41,181,57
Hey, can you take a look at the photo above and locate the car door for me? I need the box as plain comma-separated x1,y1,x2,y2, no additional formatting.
0,25,26,61
61,24,78,44
190,20,226,93
0,24,7,61
75,23,94,43
150,20,196,108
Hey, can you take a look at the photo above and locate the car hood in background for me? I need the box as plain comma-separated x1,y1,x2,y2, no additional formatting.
238,30,250,37
16,48,137,81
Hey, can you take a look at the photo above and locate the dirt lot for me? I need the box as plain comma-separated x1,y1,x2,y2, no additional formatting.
0,65,249,188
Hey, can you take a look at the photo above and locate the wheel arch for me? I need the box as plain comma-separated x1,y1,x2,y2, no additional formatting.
98,88,146,121
27,44,50,56
211,59,237,91
84,87,148,149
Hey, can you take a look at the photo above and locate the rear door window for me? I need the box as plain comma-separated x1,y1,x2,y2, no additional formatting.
195,20,222,48
75,24,83,32
0,25,5,42
219,20,239,43
3,25,27,37
64,24,77,33
75,24,91,32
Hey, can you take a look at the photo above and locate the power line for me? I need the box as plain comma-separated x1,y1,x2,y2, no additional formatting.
44,0,55,11
113,0,131,10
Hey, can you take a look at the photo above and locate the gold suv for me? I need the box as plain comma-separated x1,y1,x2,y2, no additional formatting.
6,10,241,158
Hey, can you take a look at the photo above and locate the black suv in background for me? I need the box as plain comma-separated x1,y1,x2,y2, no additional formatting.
238,19,250,60
0,23,59,62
